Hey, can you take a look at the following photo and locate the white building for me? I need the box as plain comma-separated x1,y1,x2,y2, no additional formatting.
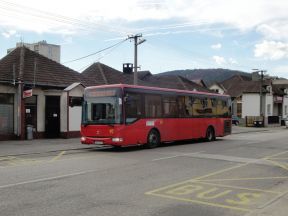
7,41,60,63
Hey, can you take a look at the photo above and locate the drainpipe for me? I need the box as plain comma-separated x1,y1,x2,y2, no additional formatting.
67,91,69,138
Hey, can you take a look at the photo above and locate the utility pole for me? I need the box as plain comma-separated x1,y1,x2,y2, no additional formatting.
253,69,266,119
18,45,25,138
128,34,146,85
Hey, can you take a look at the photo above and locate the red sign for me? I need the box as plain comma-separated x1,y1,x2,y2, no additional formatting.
23,89,33,98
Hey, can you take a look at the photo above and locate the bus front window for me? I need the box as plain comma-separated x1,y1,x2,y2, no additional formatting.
82,89,122,125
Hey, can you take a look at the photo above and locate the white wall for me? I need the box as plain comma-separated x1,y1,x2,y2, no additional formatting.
67,85,84,132
69,107,82,131
265,94,273,117
60,92,68,133
283,95,288,119
209,84,225,94
242,93,260,118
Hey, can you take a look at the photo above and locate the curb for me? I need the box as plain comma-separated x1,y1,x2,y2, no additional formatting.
232,129,269,134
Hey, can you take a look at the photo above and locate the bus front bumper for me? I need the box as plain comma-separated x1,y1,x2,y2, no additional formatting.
80,136,123,146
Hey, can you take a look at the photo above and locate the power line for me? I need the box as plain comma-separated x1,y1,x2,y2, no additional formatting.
63,38,128,64
0,0,129,34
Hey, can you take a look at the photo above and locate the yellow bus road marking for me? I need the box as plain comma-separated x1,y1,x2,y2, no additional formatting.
146,181,278,212
50,151,66,162
191,181,281,194
146,150,288,212
146,192,252,212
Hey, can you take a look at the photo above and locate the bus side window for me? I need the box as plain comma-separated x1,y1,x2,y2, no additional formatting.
184,96,193,117
125,93,142,123
178,96,187,117
193,97,202,116
163,96,178,118
145,94,162,118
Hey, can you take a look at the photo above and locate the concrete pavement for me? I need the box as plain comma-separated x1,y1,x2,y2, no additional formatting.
0,126,286,157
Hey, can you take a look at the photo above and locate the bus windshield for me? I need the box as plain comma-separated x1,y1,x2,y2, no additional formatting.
82,88,122,125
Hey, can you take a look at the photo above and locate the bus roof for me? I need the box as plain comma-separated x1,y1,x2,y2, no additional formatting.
85,84,230,98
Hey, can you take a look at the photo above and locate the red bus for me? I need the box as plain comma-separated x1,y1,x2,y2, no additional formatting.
81,84,231,148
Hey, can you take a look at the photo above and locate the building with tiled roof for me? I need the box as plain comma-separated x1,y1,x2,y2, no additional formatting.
0,46,86,140
81,62,147,86
209,74,288,126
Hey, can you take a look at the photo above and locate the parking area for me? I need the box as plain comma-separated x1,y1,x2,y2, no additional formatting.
146,149,288,213
0,127,287,216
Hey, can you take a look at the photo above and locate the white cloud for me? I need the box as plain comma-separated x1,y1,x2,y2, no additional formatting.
256,21,288,41
254,40,288,60
211,43,222,49
270,65,288,78
212,56,238,65
1,30,17,38
212,56,226,65
228,58,238,64
1,0,288,35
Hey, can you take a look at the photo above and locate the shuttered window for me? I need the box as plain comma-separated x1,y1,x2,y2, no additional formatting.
0,94,14,134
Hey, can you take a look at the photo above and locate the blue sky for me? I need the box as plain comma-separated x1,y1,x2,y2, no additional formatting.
1,0,288,78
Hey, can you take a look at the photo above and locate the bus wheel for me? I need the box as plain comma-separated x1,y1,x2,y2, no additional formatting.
146,129,160,149
205,127,215,142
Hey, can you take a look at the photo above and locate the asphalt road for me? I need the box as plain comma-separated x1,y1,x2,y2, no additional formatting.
0,128,287,216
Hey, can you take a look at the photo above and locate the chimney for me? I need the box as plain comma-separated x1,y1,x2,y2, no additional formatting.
123,63,133,74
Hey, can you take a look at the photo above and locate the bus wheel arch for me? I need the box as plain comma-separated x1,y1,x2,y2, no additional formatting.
146,128,161,149
205,126,216,142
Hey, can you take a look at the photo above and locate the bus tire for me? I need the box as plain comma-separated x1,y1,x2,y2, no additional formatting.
205,126,215,142
146,129,160,149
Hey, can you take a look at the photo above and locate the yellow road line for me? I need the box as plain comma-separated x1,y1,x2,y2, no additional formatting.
145,192,251,212
199,176,288,182
264,159,288,171
195,163,249,180
50,151,66,162
191,181,281,194
264,150,288,159
196,150,288,181
147,150,288,195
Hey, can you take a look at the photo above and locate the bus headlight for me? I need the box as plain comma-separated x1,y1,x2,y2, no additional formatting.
81,137,86,142
112,138,123,142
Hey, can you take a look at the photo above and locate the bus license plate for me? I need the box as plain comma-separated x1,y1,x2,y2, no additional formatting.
94,141,103,145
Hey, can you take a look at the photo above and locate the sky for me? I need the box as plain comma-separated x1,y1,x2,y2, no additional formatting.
1,0,288,78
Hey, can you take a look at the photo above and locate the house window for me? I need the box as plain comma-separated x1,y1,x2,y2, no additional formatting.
285,105,287,115
267,104,271,116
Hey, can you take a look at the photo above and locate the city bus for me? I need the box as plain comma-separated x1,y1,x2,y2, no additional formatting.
80,84,231,148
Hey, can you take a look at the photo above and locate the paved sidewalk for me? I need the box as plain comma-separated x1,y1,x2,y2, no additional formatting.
232,125,269,134
0,138,91,157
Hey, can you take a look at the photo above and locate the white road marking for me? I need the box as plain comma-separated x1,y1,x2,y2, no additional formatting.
0,169,97,190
